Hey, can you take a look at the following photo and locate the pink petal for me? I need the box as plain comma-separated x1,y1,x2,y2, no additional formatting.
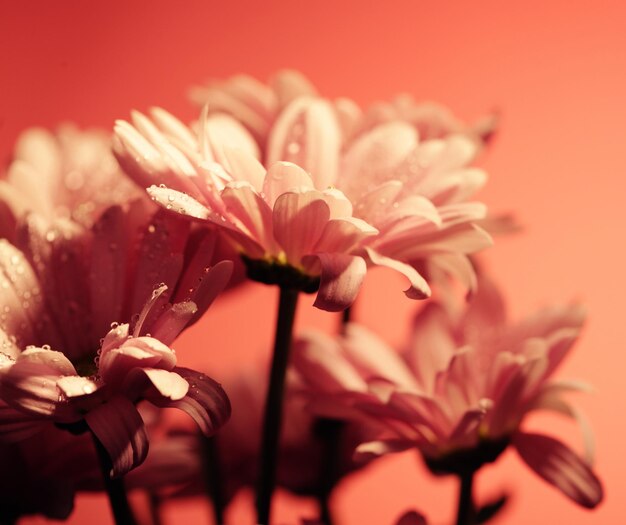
304,253,366,312
222,182,276,251
342,324,419,390
99,336,177,386
149,302,198,346
123,368,189,402
273,191,330,264
89,206,128,338
220,145,265,191
263,161,315,208
313,217,378,254
0,362,77,420
292,332,368,393
85,396,148,477
150,367,231,436
354,439,413,463
56,376,98,397
513,432,603,508
198,109,260,169
187,260,234,326
147,185,212,220
267,96,341,189
270,69,318,108
406,303,457,394
365,248,431,299
339,121,418,201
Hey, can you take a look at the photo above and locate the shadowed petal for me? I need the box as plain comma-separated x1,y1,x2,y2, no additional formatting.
85,396,148,478
513,432,603,508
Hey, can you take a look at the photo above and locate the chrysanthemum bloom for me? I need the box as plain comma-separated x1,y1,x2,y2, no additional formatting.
292,277,603,508
0,125,143,240
114,94,492,306
0,202,233,476
114,108,380,310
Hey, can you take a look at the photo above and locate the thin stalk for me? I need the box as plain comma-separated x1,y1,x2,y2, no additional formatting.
455,471,475,525
255,287,300,525
203,435,225,524
92,433,137,525
148,493,163,525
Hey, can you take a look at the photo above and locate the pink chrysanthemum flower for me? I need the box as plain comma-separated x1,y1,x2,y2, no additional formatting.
0,202,233,476
114,108,378,310
0,125,143,240
292,276,603,508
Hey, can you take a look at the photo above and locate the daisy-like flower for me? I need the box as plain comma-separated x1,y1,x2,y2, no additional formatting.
0,125,143,240
114,107,378,311
114,92,492,307
0,201,233,477
292,276,603,508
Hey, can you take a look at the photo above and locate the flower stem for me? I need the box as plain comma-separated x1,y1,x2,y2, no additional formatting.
456,471,475,525
92,432,137,525
256,286,300,525
203,435,225,524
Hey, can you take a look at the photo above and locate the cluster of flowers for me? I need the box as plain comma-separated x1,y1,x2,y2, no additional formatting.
0,71,602,524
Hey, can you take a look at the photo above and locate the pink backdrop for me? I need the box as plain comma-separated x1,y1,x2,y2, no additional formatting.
2,1,625,524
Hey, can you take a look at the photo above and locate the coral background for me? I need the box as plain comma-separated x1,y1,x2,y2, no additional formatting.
1,1,625,524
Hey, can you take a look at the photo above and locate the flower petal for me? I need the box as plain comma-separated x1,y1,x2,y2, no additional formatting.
150,367,230,436
85,396,148,477
273,191,330,264
303,253,366,312
147,185,212,220
513,432,603,508
365,248,431,299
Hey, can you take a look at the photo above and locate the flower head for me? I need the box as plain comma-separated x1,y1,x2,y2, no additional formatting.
0,201,233,476
293,276,603,508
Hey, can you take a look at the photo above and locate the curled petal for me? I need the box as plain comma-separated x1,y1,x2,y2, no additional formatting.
124,368,189,402
513,432,603,508
150,367,231,436
303,253,366,312
354,439,413,463
365,248,430,299
85,396,148,477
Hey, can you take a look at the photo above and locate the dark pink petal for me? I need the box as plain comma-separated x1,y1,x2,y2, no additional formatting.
0,401,46,442
150,367,230,436
149,302,198,346
0,349,79,419
187,260,233,326
513,432,603,508
303,253,366,312
85,396,148,477
273,191,330,264
89,206,128,338
396,510,428,525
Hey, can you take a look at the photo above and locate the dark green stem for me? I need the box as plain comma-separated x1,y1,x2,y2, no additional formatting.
255,287,300,525
456,471,475,525
92,433,137,525
203,435,225,524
